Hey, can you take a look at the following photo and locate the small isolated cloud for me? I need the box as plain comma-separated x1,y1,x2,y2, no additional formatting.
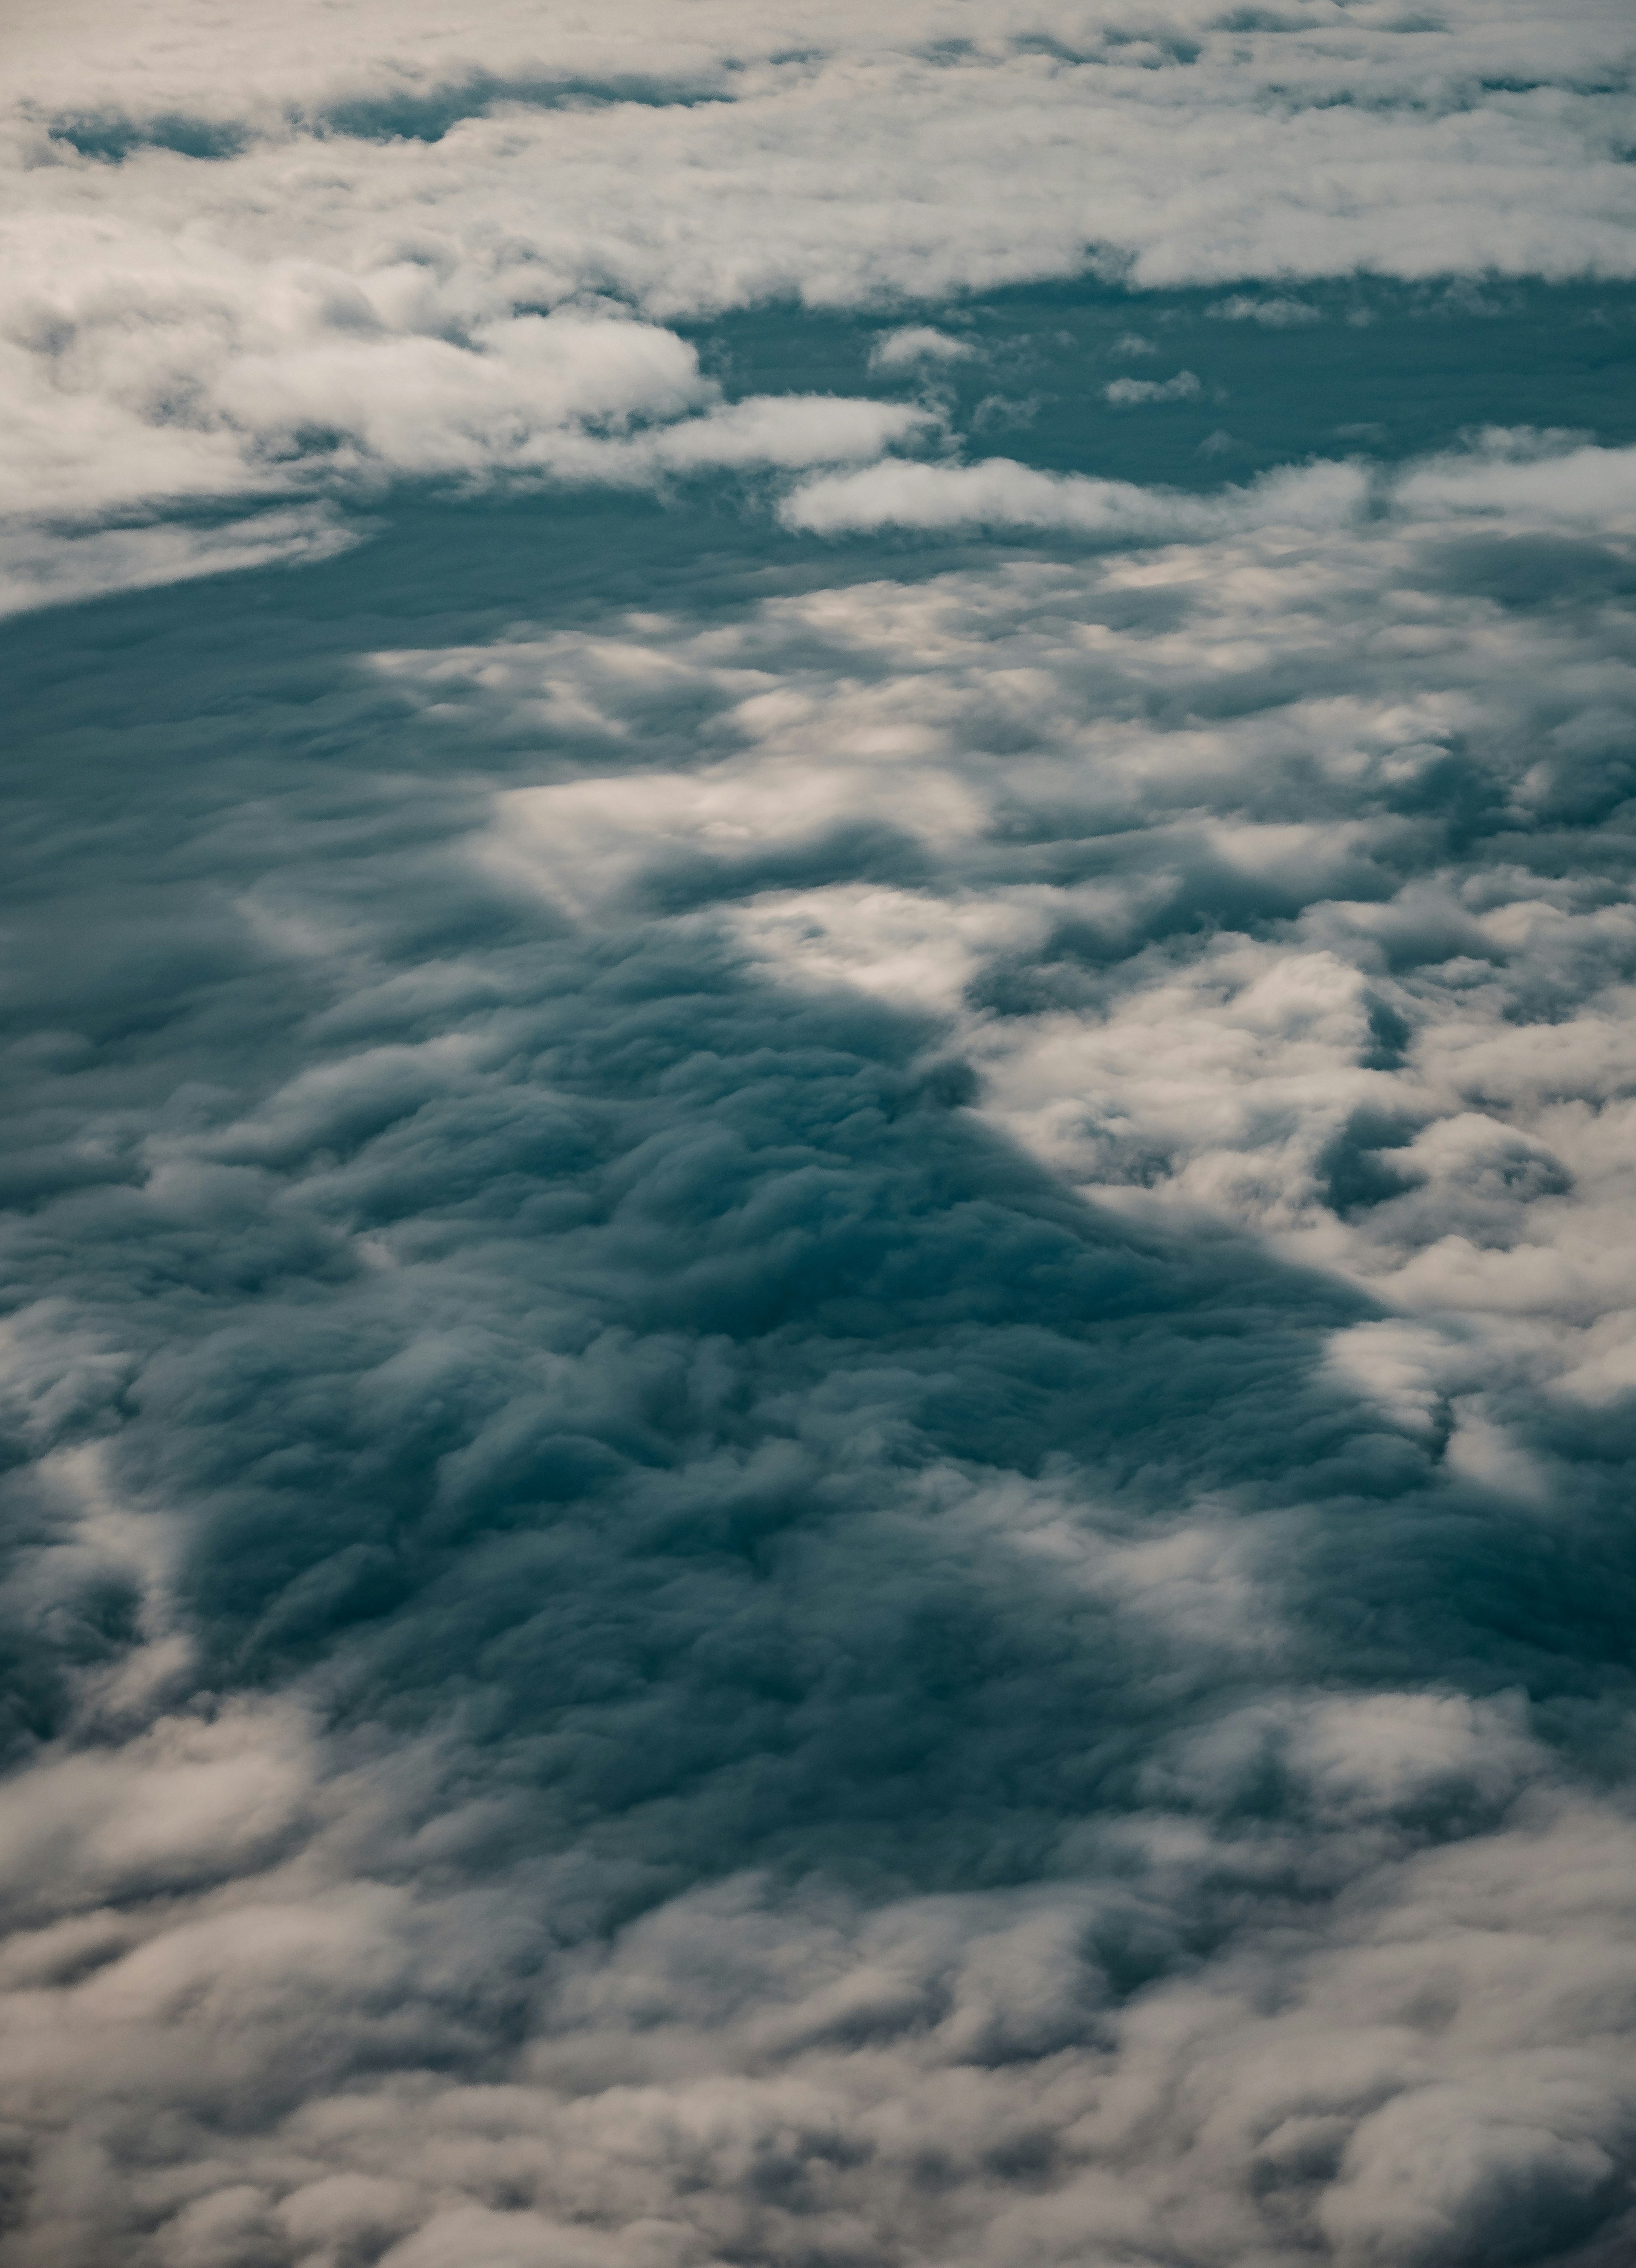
636,392,931,473
1111,333,1158,357
869,325,975,371
781,453,1367,536
971,392,1040,433
1104,369,1202,405
1207,294,1322,326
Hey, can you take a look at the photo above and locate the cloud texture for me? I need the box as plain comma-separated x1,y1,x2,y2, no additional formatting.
5,0,1636,595
6,3,1636,2267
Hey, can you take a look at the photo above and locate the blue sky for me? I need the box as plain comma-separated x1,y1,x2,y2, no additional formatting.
5,7,1636,2268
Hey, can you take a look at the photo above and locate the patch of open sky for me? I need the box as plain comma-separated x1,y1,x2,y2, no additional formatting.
41,72,733,162
41,110,253,161
683,275,1636,489
314,70,735,143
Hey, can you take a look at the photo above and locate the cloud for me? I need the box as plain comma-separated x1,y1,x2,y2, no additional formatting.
1207,295,1321,327
5,407,1636,2262
6,5,1636,2266
0,282,923,531
0,505,365,618
780,452,1369,533
781,430,1636,543
1104,369,1202,405
869,326,975,370
1395,430,1636,522
4,0,1636,593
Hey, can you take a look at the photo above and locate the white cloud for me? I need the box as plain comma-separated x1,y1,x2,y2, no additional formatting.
781,452,1370,533
870,325,975,370
1104,369,1202,404
1395,431,1636,522
0,279,921,528
10,1785,1636,2268
782,430,1636,543
3,0,1636,592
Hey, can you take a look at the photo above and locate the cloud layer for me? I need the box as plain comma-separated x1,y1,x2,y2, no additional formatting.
5,0,1636,597
6,4,1636,2267
5,428,1636,2264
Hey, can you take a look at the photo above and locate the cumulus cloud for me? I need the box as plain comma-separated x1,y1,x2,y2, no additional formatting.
1394,429,1636,521
0,279,926,547
781,431,1636,542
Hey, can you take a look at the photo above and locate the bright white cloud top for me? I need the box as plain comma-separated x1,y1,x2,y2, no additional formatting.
4,6,1636,2268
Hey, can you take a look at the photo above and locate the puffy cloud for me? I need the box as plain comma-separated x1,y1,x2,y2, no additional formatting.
780,451,1370,533
0,270,924,542
782,430,1636,540
869,327,976,371
1394,431,1636,521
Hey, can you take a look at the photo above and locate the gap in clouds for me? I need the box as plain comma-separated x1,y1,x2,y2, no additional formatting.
39,73,739,165
683,277,1636,497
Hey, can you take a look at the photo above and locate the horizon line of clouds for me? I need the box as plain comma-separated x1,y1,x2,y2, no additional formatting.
12,0,1636,135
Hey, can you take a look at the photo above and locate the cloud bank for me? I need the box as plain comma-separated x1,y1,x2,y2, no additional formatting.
6,4,1636,2268
6,428,1636,2267
5,0,1636,597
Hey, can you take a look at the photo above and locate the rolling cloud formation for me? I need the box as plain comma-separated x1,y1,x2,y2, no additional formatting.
4,6,1636,2268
